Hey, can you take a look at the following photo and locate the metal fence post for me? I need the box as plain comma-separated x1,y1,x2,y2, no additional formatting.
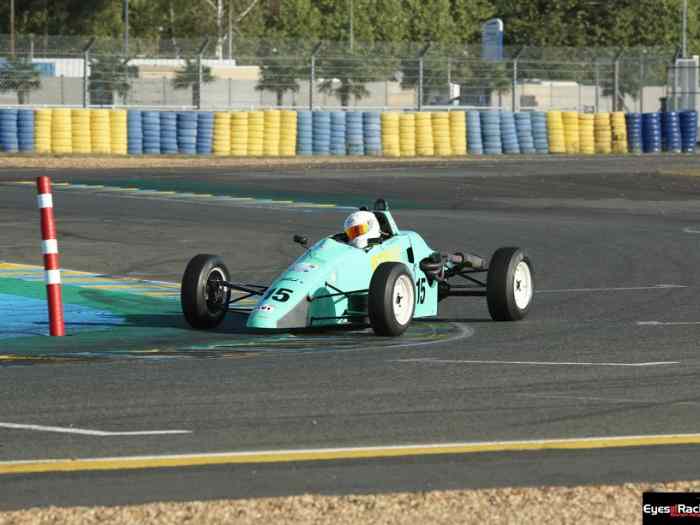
512,47,525,112
417,43,430,111
418,57,423,111
639,55,645,113
446,57,451,100
82,38,96,108
613,49,623,112
309,42,322,111
594,60,600,112
196,37,209,110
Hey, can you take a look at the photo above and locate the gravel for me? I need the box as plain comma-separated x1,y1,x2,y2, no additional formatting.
1,481,698,525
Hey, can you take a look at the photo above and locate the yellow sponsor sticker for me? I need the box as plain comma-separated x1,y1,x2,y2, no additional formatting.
370,246,402,271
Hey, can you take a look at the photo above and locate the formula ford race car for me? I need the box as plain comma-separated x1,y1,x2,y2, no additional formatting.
181,199,534,337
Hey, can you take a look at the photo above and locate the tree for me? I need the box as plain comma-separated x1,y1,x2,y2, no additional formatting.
172,58,215,108
0,57,41,104
255,0,321,105
89,54,138,105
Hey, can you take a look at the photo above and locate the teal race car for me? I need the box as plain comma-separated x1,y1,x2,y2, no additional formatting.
181,199,534,337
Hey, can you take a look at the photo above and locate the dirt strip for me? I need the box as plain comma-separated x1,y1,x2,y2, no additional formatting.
2,481,698,525
0,154,488,171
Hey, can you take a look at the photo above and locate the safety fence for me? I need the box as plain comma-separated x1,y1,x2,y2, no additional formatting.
0,108,696,156
0,36,679,113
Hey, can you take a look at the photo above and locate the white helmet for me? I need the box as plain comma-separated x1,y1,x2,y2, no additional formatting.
344,210,380,249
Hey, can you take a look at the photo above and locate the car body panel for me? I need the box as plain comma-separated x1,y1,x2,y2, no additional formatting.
246,211,437,330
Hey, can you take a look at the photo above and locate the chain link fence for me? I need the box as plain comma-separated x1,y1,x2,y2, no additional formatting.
0,35,679,112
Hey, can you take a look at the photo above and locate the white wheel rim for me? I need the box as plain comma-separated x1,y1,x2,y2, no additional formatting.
392,274,415,326
513,261,533,310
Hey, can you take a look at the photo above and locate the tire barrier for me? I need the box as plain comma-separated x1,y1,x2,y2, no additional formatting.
142,111,161,155
212,112,231,156
110,110,127,155
331,111,348,156
562,111,580,154
642,112,661,153
263,110,281,157
381,112,400,157
515,112,535,154
159,111,178,155
35,109,52,153
399,113,416,157
449,111,467,156
363,112,382,156
296,111,313,156
247,111,264,156
91,109,111,154
467,111,483,154
312,111,331,155
625,113,642,153
70,109,91,154
578,113,595,155
346,112,364,156
610,112,628,154
547,111,565,153
18,109,34,152
0,109,19,153
661,111,681,153
481,111,502,155
500,111,519,154
594,113,612,154
680,110,698,153
230,112,249,157
127,110,143,155
51,108,72,154
196,112,214,155
432,112,452,156
415,111,433,156
280,110,297,157
177,111,197,155
531,111,549,154
3,108,697,159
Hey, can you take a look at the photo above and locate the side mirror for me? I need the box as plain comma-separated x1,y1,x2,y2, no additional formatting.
293,235,308,248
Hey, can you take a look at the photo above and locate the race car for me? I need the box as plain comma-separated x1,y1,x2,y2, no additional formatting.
181,199,533,336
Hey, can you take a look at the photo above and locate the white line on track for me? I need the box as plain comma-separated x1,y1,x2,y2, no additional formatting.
638,321,700,326
537,284,687,293
394,358,679,367
0,422,191,436
683,227,700,234
517,393,700,406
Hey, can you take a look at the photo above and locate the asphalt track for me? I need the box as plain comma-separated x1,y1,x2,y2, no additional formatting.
1,156,700,510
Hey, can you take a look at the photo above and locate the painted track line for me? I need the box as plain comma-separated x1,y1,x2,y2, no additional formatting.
0,422,191,437
537,284,687,293
3,433,700,475
395,358,679,367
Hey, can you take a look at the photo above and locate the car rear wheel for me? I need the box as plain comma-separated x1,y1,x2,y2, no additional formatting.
368,262,415,336
181,254,231,329
486,247,533,321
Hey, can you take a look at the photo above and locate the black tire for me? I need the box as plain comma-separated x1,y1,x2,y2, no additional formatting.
181,254,230,329
368,262,415,337
486,247,533,322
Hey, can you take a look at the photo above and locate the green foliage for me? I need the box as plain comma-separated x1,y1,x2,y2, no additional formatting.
172,58,215,107
89,55,138,105
0,57,41,104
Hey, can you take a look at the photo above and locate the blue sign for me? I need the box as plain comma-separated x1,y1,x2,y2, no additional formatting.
482,18,504,61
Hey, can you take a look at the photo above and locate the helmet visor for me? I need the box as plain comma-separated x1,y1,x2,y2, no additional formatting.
345,222,369,241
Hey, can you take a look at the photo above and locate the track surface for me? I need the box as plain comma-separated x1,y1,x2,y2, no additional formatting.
1,156,700,510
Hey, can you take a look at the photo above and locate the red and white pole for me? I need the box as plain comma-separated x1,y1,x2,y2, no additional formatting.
36,176,65,337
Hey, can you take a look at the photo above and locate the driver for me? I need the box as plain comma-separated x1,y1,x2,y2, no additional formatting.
344,210,380,249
